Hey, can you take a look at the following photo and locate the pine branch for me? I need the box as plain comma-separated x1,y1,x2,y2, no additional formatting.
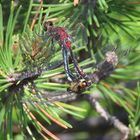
31,49,129,139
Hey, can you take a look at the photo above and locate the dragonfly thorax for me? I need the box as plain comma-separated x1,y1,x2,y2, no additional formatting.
50,27,72,48
43,21,72,49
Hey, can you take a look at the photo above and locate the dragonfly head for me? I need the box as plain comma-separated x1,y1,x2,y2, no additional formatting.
43,21,53,31
67,78,92,93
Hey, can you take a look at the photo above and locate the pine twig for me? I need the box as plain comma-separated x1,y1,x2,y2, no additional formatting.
42,91,78,102
83,94,129,140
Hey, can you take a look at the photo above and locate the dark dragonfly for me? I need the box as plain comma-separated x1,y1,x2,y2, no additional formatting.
42,21,87,82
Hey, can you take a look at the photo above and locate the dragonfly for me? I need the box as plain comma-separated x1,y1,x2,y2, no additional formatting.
42,21,87,82
19,20,130,93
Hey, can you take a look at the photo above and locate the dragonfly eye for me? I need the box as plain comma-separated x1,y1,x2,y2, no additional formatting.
43,21,53,31
79,79,87,88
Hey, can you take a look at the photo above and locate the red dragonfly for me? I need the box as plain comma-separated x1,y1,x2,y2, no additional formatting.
42,21,87,81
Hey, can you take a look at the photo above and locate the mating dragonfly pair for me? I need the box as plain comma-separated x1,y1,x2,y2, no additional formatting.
42,21,92,92
18,21,88,87
40,21,120,92
19,21,119,93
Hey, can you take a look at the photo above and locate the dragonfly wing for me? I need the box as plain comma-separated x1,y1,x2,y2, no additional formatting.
65,23,88,48
20,25,55,71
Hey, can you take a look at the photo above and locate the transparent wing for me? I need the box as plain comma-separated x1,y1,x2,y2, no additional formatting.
20,25,55,71
92,45,130,71
57,19,88,49
69,23,88,48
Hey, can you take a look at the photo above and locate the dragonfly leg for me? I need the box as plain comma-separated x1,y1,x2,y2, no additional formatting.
69,49,87,79
51,38,55,52
62,46,76,82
